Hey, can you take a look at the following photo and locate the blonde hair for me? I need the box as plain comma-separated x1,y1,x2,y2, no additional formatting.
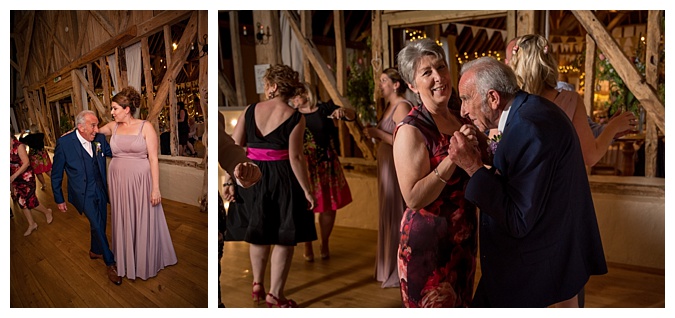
299,82,317,108
508,34,558,95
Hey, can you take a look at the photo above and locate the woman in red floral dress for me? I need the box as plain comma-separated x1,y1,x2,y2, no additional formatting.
392,39,489,307
20,125,53,190
292,82,353,261
10,134,53,236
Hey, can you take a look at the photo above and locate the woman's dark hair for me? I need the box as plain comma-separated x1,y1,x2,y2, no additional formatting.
112,87,141,116
263,64,305,100
383,67,408,96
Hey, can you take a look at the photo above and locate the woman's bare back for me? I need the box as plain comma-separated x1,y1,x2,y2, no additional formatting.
253,100,297,137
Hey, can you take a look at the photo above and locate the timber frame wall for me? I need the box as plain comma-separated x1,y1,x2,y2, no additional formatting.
10,10,210,210
221,10,663,177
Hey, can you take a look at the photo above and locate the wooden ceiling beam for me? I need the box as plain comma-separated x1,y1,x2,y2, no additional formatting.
147,11,198,123
573,10,664,134
136,10,192,38
19,11,35,86
383,10,506,27
606,12,628,31
30,25,137,91
322,11,334,37
218,72,237,107
73,68,112,122
90,10,116,38
228,10,246,106
42,12,60,79
349,11,369,42
74,11,88,58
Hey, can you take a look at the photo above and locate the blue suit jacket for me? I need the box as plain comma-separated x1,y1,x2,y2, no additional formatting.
465,91,607,307
51,131,112,214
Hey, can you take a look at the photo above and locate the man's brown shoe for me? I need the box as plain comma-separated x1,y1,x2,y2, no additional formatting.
107,265,122,285
89,251,103,259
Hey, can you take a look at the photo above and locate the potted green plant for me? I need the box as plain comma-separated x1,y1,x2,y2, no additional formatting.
346,54,376,126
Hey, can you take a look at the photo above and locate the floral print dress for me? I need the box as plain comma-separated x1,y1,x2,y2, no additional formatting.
301,102,352,212
10,137,39,209
395,104,478,307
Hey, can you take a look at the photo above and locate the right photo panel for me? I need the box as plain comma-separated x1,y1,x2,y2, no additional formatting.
216,10,665,308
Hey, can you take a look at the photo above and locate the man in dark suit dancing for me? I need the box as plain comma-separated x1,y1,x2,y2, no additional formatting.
448,57,607,307
52,110,122,285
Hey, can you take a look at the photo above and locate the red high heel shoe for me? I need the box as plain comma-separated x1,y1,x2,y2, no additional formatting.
265,293,298,308
251,282,265,304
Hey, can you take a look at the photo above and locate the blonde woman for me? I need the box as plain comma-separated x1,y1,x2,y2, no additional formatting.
507,34,636,167
292,82,353,262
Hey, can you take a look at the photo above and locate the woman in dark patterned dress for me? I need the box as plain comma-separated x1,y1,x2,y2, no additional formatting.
224,64,316,308
392,39,489,307
19,124,52,190
10,134,53,236
292,82,353,262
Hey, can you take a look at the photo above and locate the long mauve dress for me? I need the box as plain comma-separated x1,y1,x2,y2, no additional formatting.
109,121,177,280
374,101,409,288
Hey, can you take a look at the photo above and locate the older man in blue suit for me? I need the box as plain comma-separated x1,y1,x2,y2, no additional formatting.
52,110,122,285
448,57,607,307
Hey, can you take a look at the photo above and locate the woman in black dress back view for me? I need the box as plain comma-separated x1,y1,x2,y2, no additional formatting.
224,64,316,308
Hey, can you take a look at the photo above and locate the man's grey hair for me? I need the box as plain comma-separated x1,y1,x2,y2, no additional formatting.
460,57,519,105
75,110,96,126
396,38,447,87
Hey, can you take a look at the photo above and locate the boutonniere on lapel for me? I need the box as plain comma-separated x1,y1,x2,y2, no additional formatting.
93,142,102,157
487,133,502,156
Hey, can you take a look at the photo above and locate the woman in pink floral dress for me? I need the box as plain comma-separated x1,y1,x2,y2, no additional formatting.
392,39,488,307
292,82,353,261
10,134,53,236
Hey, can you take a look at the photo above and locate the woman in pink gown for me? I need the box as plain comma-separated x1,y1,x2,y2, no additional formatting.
364,68,413,288
99,87,177,280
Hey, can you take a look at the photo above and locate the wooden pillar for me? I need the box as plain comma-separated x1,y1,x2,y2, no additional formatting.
584,34,596,117
198,9,209,211
644,10,662,177
371,10,383,121
164,24,179,156
141,37,156,125
507,11,516,43
334,11,351,157
301,10,314,86
253,10,281,101
447,34,459,92
381,18,391,69
516,11,538,36
70,69,83,115
229,11,246,106
86,63,96,118
100,57,112,117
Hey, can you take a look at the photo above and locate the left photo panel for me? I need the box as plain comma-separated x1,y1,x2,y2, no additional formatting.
9,10,208,308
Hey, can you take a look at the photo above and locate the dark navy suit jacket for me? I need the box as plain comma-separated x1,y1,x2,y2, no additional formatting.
466,91,607,307
51,131,112,214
